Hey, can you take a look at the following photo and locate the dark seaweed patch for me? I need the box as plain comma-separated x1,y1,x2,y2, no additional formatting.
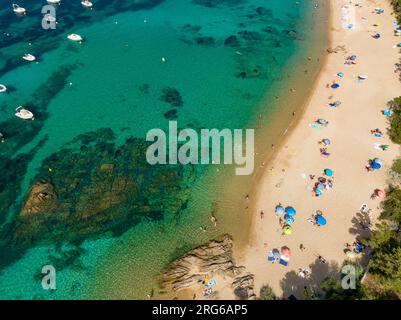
6,128,194,253
164,109,178,120
224,35,240,47
160,87,183,107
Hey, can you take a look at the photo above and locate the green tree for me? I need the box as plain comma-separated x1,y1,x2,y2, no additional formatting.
258,285,277,300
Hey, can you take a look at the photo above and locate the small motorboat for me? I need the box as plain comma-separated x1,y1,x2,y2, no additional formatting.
67,34,83,42
15,106,34,120
44,13,56,23
81,0,93,8
0,84,7,93
12,4,26,15
22,53,36,62
47,0,61,5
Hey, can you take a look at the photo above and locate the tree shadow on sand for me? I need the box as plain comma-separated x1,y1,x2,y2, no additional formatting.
348,211,372,239
279,258,341,299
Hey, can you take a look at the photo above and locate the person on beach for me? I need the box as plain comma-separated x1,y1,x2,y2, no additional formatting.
260,210,264,219
210,214,217,227
318,255,327,264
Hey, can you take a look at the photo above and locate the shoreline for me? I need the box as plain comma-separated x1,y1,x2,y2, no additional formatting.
237,1,334,255
237,0,401,299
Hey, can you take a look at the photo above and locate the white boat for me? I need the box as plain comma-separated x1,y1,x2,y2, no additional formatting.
47,0,61,5
0,84,7,93
22,53,36,62
81,0,93,8
67,33,83,42
12,4,26,15
44,14,56,23
15,106,34,120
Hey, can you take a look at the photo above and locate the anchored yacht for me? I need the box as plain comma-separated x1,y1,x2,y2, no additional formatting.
47,0,61,5
67,33,83,42
44,13,56,23
0,84,7,93
12,4,26,15
15,106,34,120
81,1,93,8
22,53,36,62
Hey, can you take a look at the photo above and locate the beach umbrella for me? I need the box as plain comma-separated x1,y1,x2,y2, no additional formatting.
317,183,326,190
331,83,340,89
358,75,368,81
275,205,285,215
285,207,296,216
346,250,356,258
383,109,393,116
281,246,291,259
350,55,357,61
315,215,327,226
355,242,364,253
376,189,386,198
337,72,344,77
283,225,293,235
324,168,333,177
371,162,382,170
285,215,295,225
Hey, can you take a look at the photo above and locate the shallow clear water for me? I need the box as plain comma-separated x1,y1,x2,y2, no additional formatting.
0,0,327,299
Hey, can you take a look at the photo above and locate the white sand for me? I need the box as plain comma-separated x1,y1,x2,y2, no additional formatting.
233,0,401,299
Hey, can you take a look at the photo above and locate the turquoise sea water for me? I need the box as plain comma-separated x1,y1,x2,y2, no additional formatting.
0,0,327,299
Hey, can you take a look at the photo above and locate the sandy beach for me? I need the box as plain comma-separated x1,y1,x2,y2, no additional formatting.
234,0,401,299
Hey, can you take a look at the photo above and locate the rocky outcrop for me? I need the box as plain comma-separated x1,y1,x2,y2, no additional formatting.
20,180,58,216
161,235,254,299
11,128,195,248
232,273,256,300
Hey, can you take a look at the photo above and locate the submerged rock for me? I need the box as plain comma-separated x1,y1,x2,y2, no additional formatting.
224,35,240,47
195,36,215,46
160,87,183,107
164,109,178,120
10,128,195,248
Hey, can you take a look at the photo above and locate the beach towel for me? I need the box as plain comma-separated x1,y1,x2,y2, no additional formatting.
267,251,276,262
279,259,289,267
206,278,217,287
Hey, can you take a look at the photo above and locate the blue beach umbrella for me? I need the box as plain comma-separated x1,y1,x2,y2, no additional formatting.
371,162,382,170
275,205,285,215
331,83,340,89
285,207,296,217
315,215,327,226
324,168,333,177
285,215,295,225
383,109,393,116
